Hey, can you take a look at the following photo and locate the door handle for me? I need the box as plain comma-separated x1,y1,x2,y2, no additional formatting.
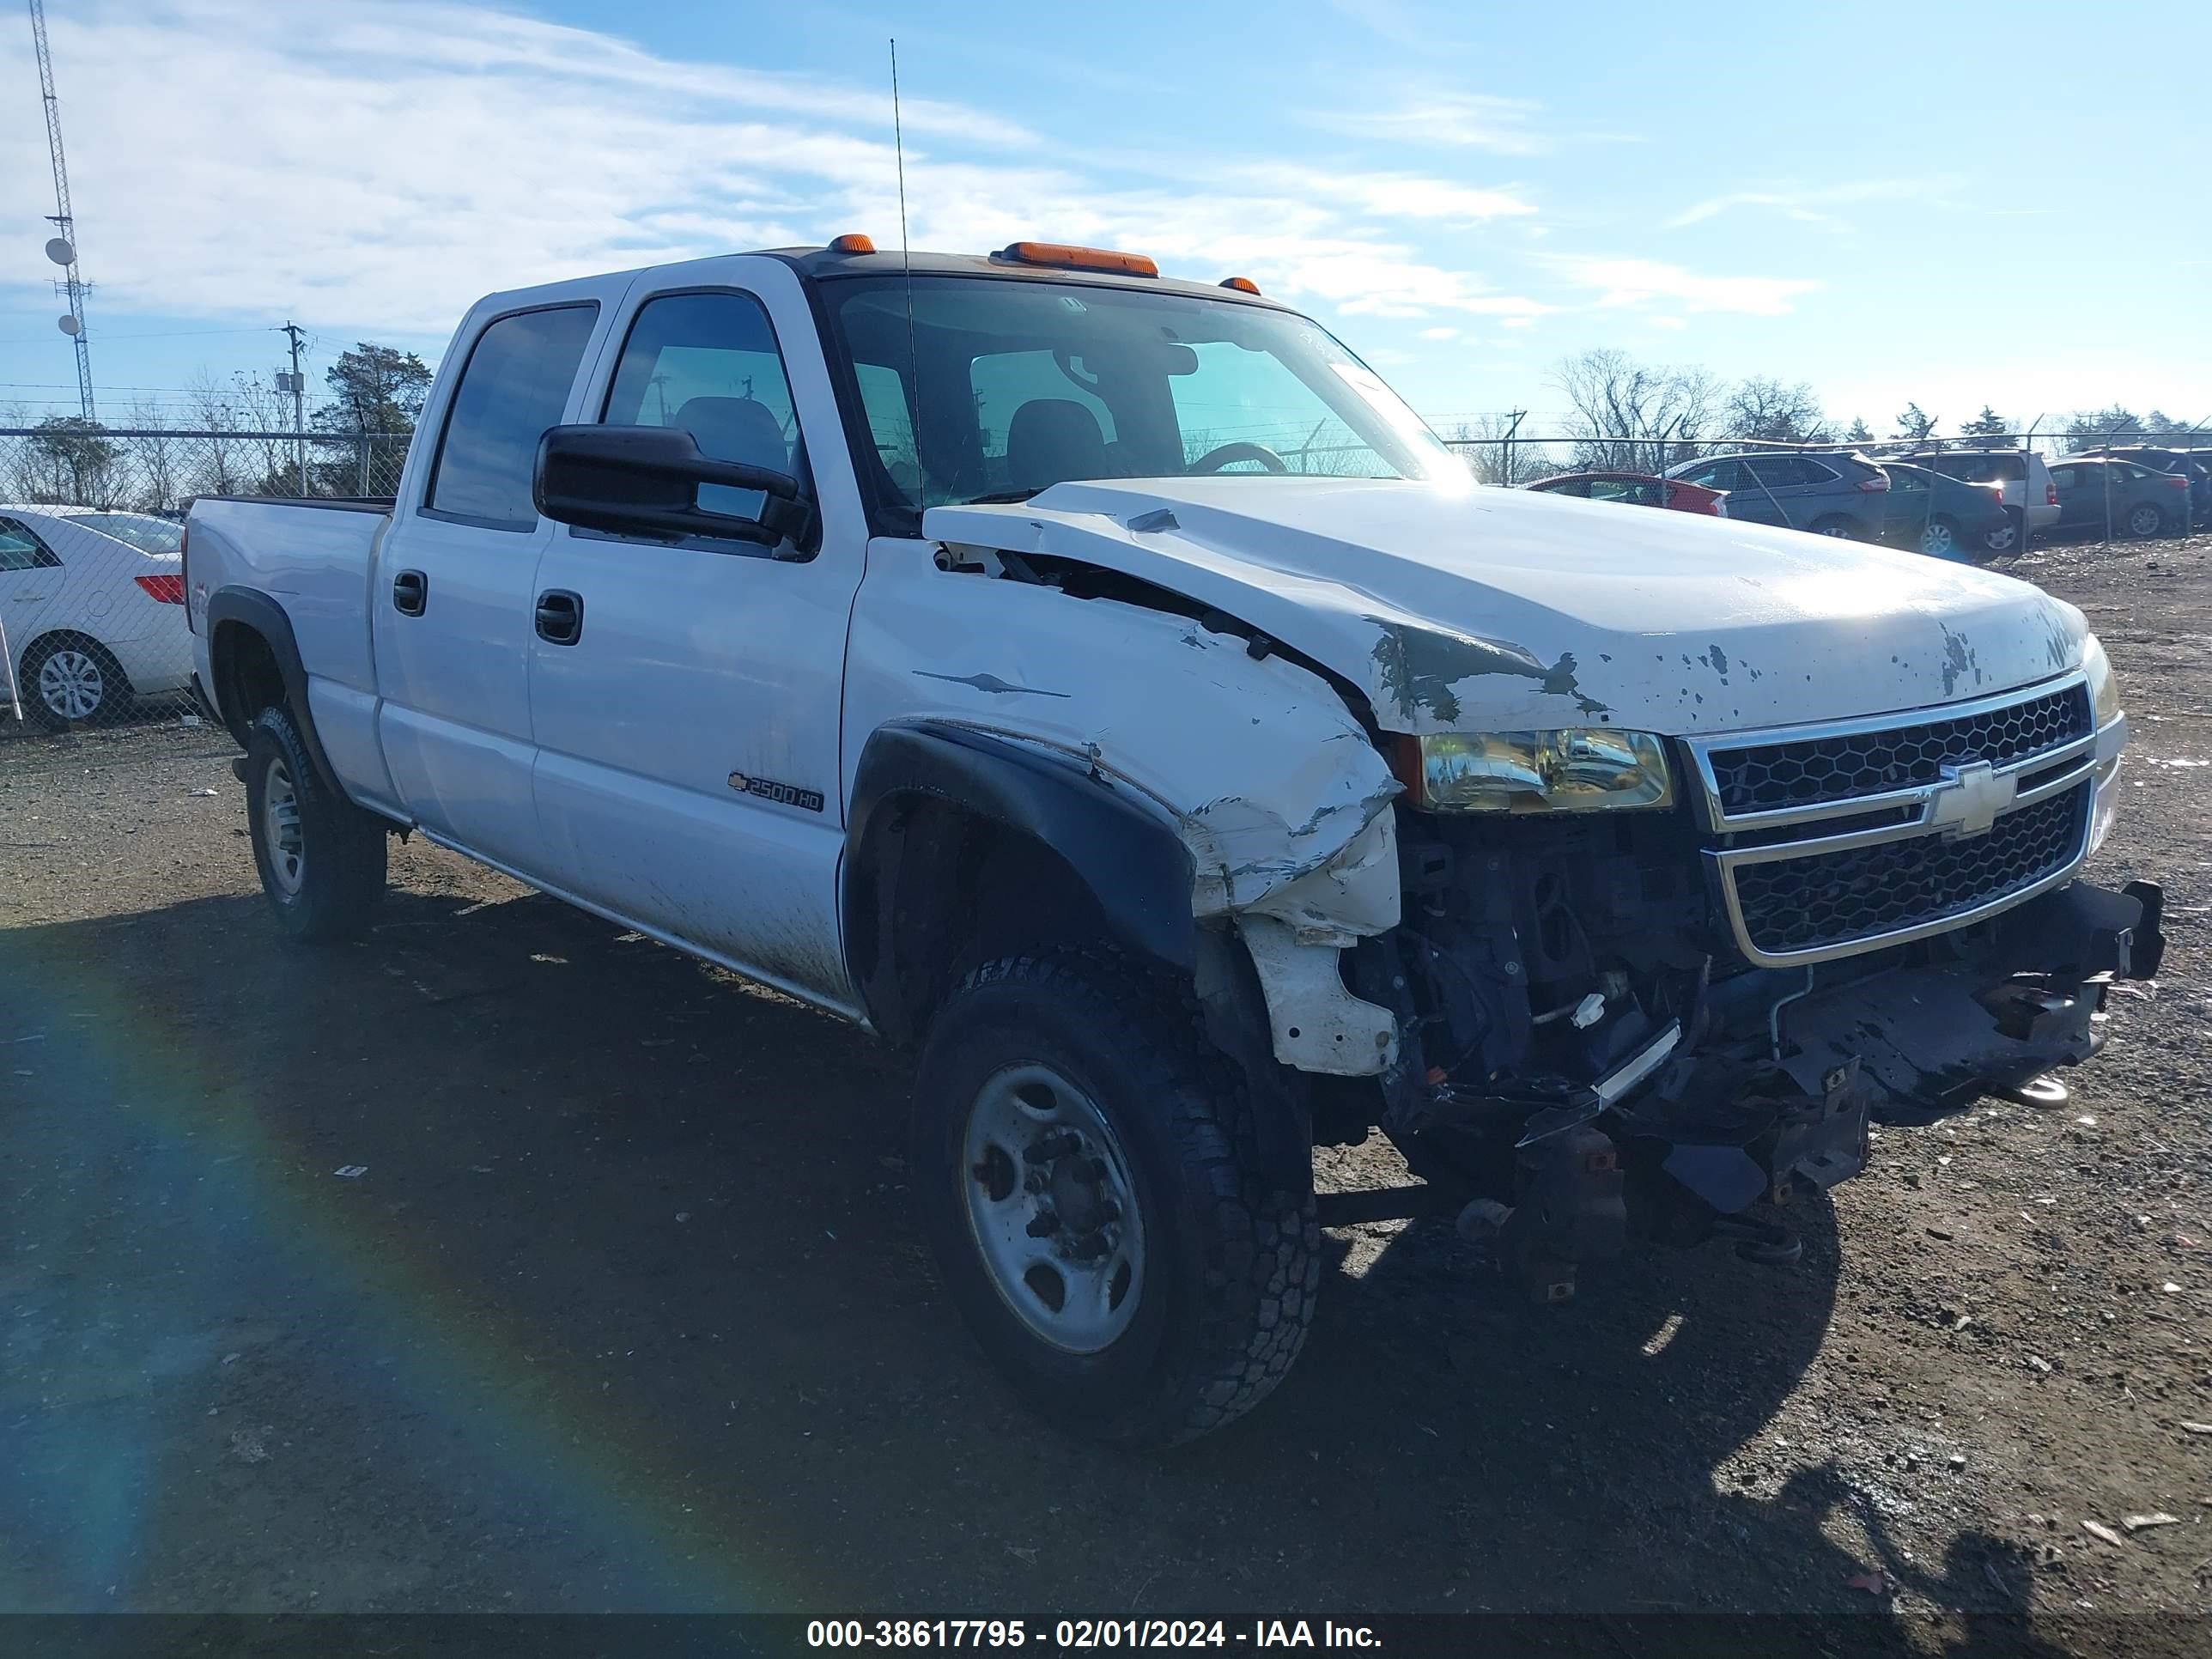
535,588,583,646
392,569,428,616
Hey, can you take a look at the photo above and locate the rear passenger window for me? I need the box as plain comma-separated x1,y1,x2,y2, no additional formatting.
425,304,599,528
0,518,55,571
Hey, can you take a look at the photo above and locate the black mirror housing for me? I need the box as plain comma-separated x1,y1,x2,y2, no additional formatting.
533,424,817,551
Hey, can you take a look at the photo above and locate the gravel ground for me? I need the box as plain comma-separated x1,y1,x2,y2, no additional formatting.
3,537,2209,1638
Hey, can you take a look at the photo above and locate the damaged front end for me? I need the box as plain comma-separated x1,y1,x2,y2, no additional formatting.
1331,671,2160,1300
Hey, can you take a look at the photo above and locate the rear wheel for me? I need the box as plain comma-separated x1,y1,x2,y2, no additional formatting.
1981,512,2021,555
22,635,129,728
245,705,387,942
2125,502,2163,540
913,951,1317,1446
1809,515,1856,539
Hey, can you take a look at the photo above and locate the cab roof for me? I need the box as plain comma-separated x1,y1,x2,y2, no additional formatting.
763,244,1292,307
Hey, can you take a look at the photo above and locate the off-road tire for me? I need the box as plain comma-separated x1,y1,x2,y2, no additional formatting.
245,704,387,942
913,950,1318,1447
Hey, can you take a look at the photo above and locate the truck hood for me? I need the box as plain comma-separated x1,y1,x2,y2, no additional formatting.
924,477,2089,736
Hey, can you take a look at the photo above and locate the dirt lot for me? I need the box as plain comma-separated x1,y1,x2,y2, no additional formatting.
3,536,2209,1639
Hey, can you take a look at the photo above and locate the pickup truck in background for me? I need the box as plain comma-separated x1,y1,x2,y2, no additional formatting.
184,237,2161,1447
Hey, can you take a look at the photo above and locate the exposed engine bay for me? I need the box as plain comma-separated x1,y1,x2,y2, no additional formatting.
1331,804,2164,1300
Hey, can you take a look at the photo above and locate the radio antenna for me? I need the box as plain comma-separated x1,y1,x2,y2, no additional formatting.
890,38,924,515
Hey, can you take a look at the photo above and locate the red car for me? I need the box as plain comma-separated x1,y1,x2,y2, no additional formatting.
1522,471,1728,516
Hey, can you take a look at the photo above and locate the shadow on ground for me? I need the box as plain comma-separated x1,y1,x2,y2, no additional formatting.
0,886,2061,1650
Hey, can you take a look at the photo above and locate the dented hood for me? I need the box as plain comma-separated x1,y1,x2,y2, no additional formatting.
925,477,2089,736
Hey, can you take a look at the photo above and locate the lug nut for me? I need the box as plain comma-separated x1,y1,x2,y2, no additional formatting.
1025,1212,1061,1237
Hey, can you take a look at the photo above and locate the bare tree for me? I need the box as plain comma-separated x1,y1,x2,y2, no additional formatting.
124,398,181,511
1446,414,1553,485
1553,349,1718,472
1723,377,1831,445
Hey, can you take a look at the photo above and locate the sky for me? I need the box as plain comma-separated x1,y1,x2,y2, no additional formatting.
2,0,2207,440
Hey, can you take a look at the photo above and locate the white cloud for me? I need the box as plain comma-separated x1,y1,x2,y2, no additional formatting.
1419,326,1461,341
0,0,1552,339
1664,176,1965,231
1316,93,1552,155
1544,257,1818,317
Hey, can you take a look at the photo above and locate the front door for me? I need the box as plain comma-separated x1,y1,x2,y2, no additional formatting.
527,264,866,1011
372,299,605,863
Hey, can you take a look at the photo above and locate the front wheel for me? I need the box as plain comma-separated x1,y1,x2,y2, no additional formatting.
245,705,388,942
2125,502,2163,539
912,951,1317,1446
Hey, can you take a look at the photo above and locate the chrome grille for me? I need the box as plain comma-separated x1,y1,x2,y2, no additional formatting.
1707,683,2091,817
1729,784,2088,957
1686,673,2105,967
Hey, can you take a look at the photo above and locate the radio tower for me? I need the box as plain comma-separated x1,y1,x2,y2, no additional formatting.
28,0,94,420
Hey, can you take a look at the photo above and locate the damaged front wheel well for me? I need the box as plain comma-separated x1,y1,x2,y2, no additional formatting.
843,723,1200,1048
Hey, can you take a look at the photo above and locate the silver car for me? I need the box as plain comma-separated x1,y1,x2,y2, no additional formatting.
1902,447,2059,553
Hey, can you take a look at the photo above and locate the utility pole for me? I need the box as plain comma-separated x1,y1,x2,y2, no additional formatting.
281,321,307,493
28,0,94,421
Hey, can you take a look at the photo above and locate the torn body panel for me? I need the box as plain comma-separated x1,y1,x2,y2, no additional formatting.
842,534,1402,1073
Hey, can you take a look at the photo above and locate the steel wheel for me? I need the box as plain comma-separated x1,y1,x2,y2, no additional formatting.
262,754,306,896
36,647,106,721
2126,503,2162,539
1918,518,1957,557
961,1061,1146,1354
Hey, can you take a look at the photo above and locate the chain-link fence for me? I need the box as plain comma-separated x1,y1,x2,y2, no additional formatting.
0,426,406,732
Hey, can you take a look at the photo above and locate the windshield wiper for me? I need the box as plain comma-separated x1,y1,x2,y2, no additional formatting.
963,488,1043,504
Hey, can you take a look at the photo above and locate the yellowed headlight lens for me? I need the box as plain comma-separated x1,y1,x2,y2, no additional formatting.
1416,728,1673,813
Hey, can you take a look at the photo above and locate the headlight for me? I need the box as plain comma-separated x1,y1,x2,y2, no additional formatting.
2081,633,2121,727
1395,728,1674,813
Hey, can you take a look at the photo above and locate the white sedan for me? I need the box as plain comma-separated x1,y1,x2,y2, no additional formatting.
1,505,192,727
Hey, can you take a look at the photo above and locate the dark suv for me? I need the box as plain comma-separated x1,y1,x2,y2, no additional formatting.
2080,447,2211,528
1665,450,1889,540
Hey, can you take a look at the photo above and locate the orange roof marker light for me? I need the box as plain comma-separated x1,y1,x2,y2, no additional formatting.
827,233,877,254
997,240,1159,278
1218,276,1261,295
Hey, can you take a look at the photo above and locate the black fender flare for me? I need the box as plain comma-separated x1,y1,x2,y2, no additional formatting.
842,722,1315,1189
204,585,342,795
843,721,1196,1042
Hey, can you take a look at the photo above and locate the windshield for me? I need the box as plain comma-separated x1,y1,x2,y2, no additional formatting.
69,511,184,553
822,274,1456,521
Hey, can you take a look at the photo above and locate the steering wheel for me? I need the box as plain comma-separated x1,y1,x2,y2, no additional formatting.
1188,441,1290,475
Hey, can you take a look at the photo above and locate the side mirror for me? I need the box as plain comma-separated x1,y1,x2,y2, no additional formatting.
533,424,817,552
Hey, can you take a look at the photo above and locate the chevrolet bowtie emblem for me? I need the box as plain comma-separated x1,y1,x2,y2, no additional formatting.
1926,759,2015,838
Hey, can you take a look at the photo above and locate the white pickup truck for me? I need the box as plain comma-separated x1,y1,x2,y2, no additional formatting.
184,237,2160,1446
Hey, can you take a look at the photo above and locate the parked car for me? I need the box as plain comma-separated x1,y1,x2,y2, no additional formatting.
184,237,2157,1447
2048,456,2192,539
2079,447,2212,528
1875,463,2010,560
1521,471,1726,516
1663,451,1887,539
1900,447,2060,553
1,505,191,727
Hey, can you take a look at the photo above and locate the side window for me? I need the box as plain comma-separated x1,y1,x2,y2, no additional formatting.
1680,460,1731,489
424,304,599,528
1888,468,1925,494
603,289,803,522
0,517,57,572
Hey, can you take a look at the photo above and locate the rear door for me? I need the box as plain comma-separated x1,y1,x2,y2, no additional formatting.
372,289,617,866
0,514,64,710
526,258,868,1010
